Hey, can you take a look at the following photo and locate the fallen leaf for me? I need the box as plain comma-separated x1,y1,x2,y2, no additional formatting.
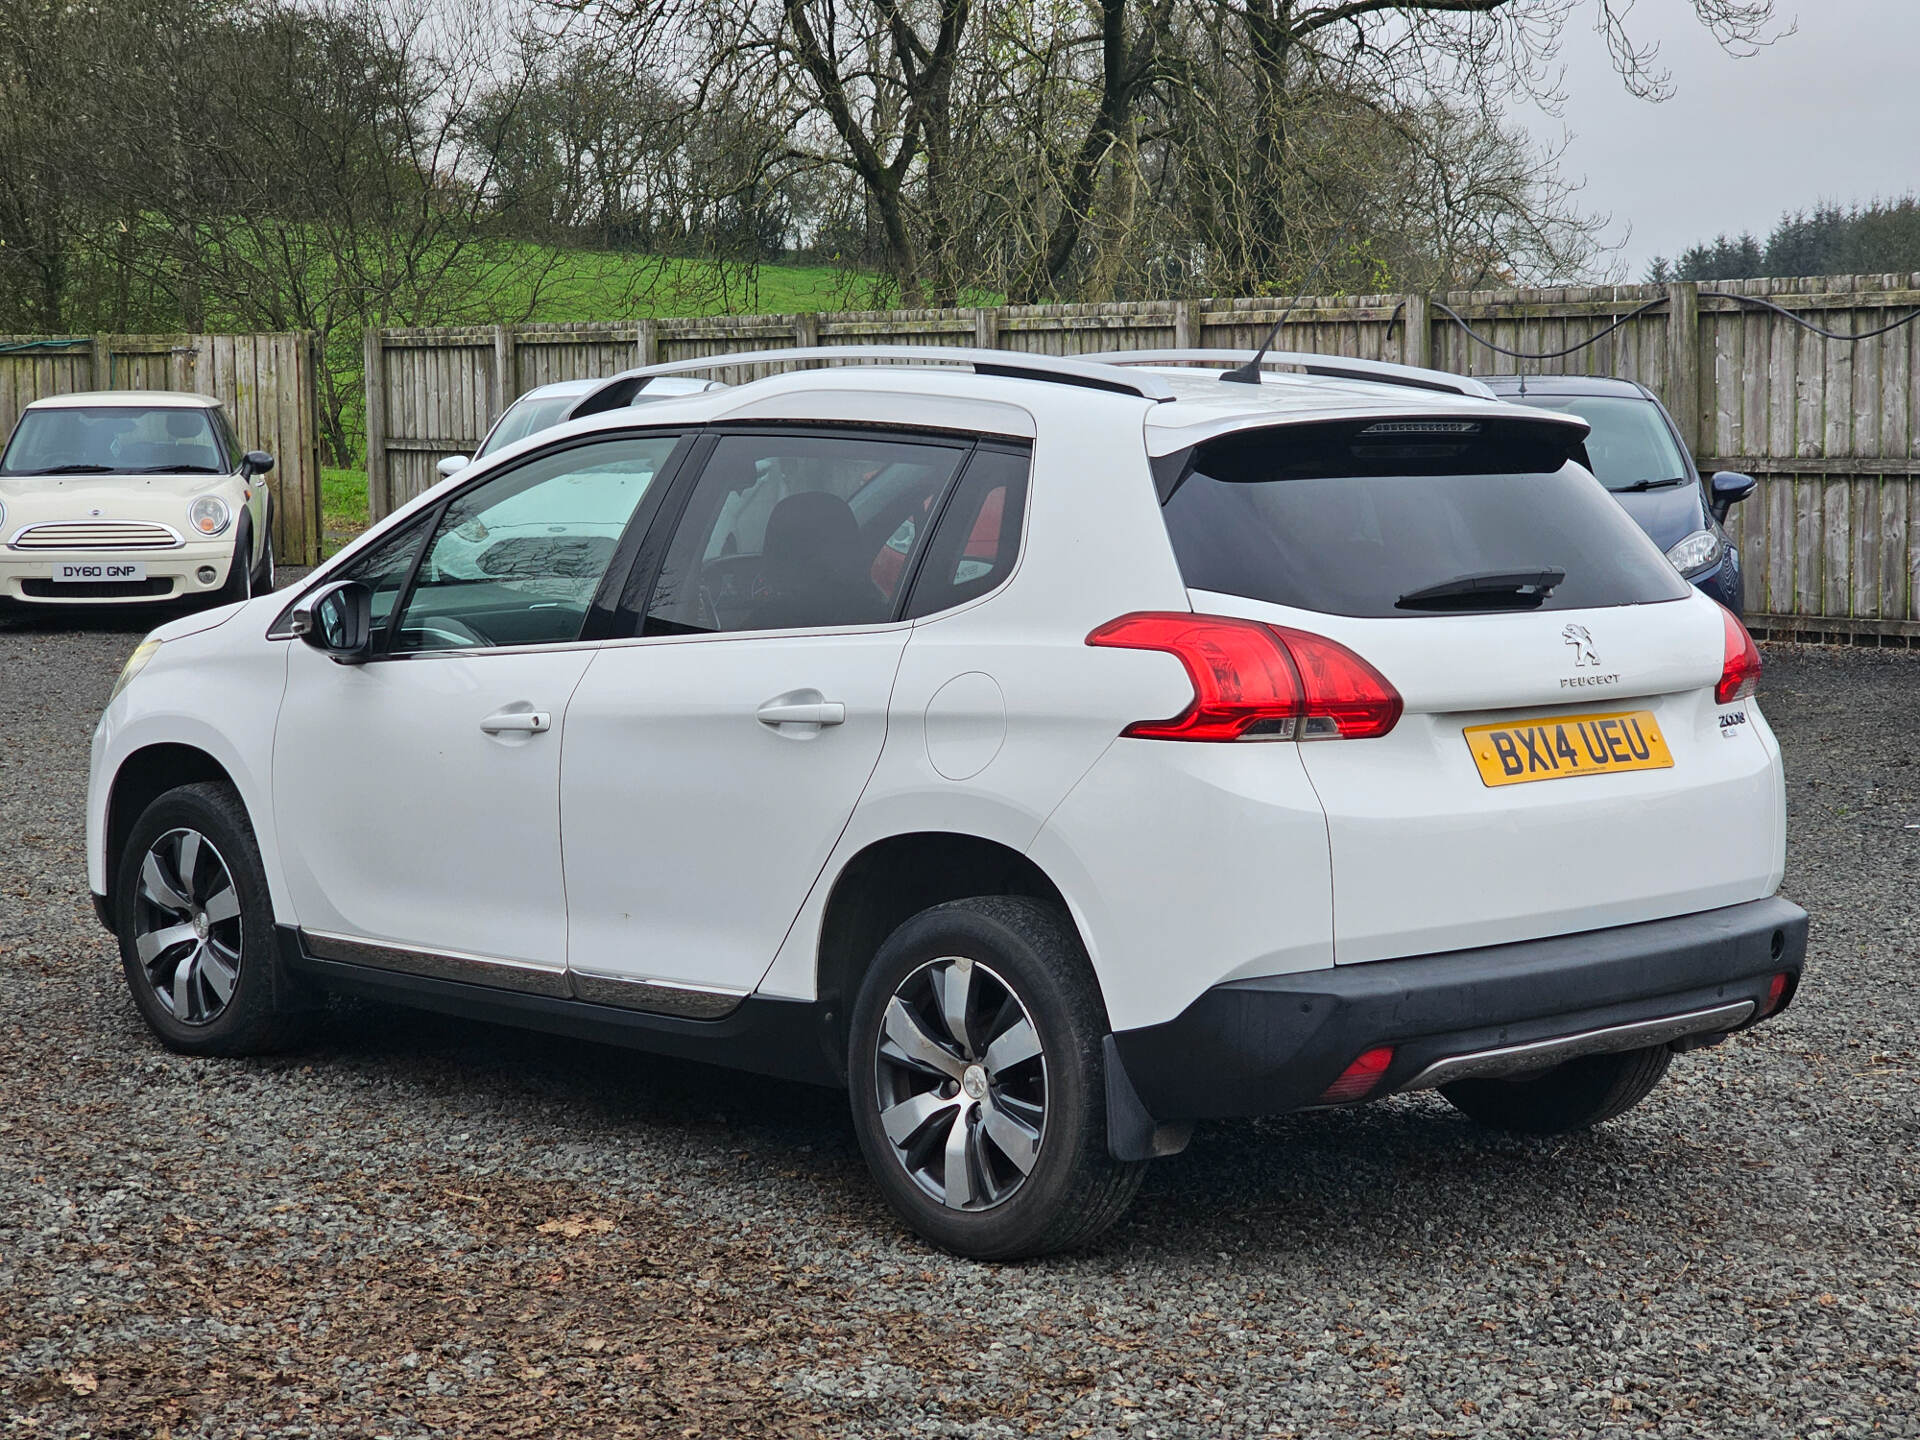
62,1369,98,1396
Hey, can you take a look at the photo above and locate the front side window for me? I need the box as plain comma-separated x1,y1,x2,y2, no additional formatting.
644,432,969,635
0,406,226,476
394,434,678,651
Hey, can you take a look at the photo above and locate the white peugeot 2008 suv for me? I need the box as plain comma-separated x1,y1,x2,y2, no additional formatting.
86,346,1807,1259
1,392,275,607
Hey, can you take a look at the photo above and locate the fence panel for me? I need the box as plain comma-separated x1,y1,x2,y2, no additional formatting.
365,279,1920,633
0,332,323,565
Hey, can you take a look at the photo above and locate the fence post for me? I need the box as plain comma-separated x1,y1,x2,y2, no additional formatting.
1174,300,1199,349
90,335,112,389
1402,295,1431,369
1666,282,1702,453
794,312,820,349
637,318,659,368
973,307,1001,350
492,325,516,421
362,329,388,522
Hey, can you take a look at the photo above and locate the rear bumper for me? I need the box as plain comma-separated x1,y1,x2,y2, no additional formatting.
1109,897,1807,1128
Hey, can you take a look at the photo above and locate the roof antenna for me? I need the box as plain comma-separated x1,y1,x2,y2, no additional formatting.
1222,232,1347,385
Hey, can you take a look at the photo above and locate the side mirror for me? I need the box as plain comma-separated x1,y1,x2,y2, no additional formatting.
288,580,373,664
437,455,470,478
1709,470,1757,521
242,450,275,477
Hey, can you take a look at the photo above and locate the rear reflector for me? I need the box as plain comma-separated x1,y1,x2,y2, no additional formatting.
1716,606,1763,705
1761,972,1791,1017
1318,1046,1395,1104
1087,612,1403,741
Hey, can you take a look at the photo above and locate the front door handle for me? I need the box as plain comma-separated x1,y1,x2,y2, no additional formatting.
756,693,847,730
480,708,552,734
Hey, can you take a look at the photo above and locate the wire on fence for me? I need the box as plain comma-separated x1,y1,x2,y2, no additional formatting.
0,337,91,355
1428,289,1920,363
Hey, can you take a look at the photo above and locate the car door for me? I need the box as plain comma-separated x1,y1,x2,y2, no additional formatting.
271,432,687,992
559,428,975,1014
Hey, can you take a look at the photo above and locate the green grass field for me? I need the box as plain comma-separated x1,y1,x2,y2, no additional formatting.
500,248,874,320
317,247,990,549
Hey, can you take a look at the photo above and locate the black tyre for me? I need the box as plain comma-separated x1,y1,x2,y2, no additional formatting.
847,896,1145,1259
250,512,275,593
1440,1044,1672,1136
113,781,306,1056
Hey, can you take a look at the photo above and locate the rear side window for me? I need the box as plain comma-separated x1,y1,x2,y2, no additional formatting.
644,432,969,635
1159,420,1690,619
904,448,1030,618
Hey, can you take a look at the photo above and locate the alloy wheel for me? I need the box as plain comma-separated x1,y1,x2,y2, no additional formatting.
872,956,1048,1211
130,827,244,1025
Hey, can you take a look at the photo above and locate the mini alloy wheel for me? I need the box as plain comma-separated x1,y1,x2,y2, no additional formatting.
873,955,1048,1211
130,827,245,1025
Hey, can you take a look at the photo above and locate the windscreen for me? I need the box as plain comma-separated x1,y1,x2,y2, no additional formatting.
1,406,225,476
1509,394,1690,491
476,395,578,458
1159,419,1692,619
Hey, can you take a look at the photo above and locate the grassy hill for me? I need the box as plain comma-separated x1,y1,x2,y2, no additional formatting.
320,248,899,551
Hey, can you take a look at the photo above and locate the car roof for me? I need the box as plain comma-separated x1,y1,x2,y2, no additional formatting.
1478,374,1652,400
510,379,600,403
488,353,1583,467
24,390,222,410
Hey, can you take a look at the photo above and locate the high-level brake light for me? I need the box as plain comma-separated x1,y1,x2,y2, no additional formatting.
1716,606,1763,706
1086,613,1403,741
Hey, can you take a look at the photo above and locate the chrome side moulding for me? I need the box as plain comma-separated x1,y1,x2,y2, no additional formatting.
1401,1000,1757,1091
301,930,572,999
568,970,747,1020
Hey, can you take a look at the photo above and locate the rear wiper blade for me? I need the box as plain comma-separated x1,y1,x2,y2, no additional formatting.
1614,477,1690,492
23,463,114,474
1397,568,1566,611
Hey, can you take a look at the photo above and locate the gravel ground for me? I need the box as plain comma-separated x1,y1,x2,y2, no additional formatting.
1,592,1916,1438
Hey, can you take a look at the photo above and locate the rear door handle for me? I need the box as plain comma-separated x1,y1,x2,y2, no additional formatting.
756,694,847,729
480,708,552,734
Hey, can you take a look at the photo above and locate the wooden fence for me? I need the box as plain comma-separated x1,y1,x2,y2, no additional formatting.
0,332,324,566
365,277,1920,638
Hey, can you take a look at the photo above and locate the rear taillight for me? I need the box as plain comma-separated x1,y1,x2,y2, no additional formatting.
1318,1047,1395,1104
1716,606,1762,705
1086,612,1402,741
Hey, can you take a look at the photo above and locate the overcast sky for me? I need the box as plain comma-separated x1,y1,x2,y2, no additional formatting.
1521,2,1916,278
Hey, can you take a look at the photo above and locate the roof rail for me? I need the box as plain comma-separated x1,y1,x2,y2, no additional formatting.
568,344,1177,419
1081,349,1496,400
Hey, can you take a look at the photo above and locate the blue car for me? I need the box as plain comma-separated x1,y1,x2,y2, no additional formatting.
1481,374,1754,615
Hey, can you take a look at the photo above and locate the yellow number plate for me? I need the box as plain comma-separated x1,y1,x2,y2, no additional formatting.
1464,710,1673,788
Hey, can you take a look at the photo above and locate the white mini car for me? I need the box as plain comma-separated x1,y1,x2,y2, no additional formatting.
86,347,1807,1258
0,392,275,607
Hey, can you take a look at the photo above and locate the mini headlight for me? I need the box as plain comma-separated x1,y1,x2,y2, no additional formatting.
189,494,231,537
1665,529,1723,577
110,637,163,703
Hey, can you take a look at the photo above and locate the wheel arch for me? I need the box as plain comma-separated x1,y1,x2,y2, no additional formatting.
103,743,244,917
811,831,1082,1080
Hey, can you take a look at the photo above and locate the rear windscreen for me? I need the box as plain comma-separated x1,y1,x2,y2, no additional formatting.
1159,419,1691,619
